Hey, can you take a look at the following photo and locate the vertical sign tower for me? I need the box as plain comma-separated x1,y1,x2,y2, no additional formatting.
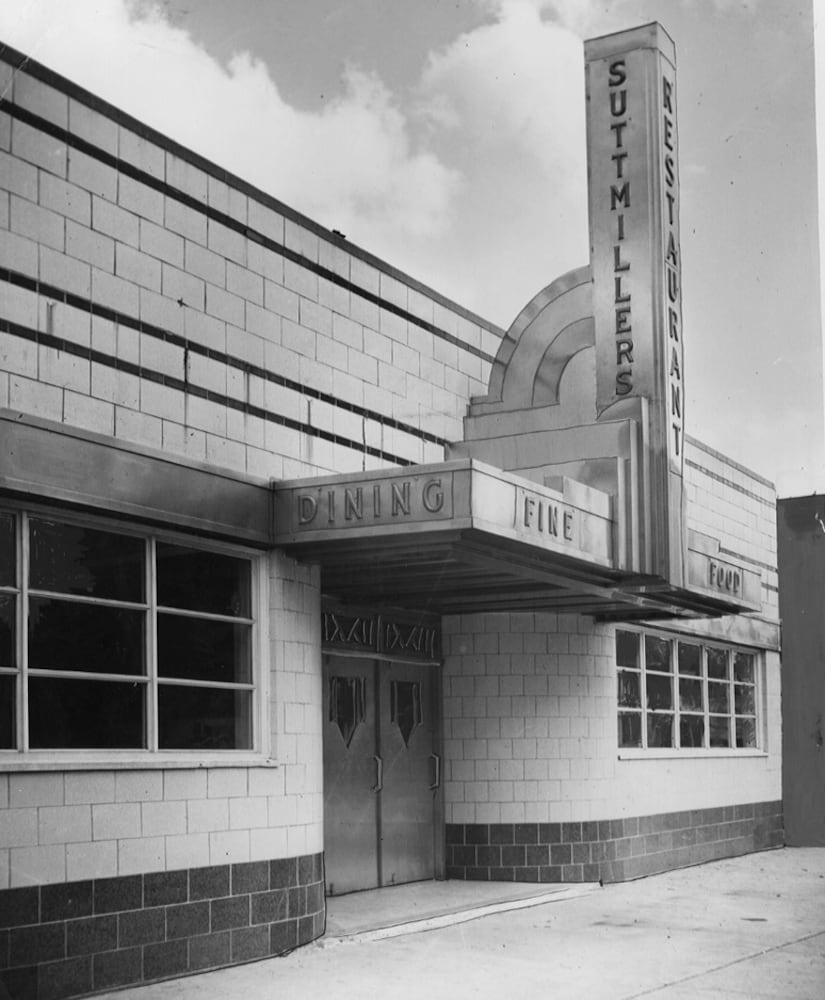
585,23,685,583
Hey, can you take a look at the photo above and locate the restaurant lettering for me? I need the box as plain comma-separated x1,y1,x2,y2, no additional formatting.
295,476,448,528
662,67,684,463
608,58,634,398
589,33,685,474
518,487,576,546
708,560,742,598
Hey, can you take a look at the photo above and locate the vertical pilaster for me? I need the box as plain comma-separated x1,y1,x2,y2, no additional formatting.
585,23,685,581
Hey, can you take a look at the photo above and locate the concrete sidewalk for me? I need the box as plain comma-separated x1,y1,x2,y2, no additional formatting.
324,874,599,940
96,847,825,999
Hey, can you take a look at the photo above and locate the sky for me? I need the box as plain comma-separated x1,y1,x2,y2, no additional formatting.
0,0,822,497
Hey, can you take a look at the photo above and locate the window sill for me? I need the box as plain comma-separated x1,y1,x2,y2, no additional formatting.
0,753,279,772
618,748,768,761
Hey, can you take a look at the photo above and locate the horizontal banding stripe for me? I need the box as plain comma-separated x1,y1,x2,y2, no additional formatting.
1,316,420,468
1,98,496,366
1,266,449,453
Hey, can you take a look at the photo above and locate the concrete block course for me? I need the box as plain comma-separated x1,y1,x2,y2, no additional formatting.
0,853,324,999
12,118,67,178
167,199,208,245
447,802,784,884
11,194,65,251
91,196,139,248
68,100,118,156
118,129,164,182
13,75,68,130
119,175,165,225
68,148,116,201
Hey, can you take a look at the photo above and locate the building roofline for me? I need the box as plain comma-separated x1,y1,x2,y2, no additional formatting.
0,41,505,339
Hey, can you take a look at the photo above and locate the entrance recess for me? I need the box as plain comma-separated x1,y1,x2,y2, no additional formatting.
323,655,440,896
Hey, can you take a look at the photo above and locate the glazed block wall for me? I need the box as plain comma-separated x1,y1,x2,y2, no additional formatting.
684,437,779,618
0,54,500,485
444,613,781,823
441,608,781,825
0,552,322,891
0,45,494,889
441,445,781,827
266,553,324,861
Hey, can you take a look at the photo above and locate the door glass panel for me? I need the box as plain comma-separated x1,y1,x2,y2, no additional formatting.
329,675,366,747
29,520,144,601
391,680,422,747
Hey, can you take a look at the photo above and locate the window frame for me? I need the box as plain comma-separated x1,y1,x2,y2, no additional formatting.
615,625,765,759
0,502,271,770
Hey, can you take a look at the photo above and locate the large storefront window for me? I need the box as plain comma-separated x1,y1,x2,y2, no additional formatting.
616,628,759,751
0,509,255,753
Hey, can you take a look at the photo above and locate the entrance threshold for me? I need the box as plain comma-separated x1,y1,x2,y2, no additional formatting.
323,879,599,944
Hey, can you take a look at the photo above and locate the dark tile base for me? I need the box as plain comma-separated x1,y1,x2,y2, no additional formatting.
0,853,325,1000
446,801,784,883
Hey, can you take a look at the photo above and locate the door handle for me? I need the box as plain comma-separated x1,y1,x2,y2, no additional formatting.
429,752,441,790
371,754,383,793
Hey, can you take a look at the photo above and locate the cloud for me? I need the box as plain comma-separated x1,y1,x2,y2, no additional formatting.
0,0,594,324
0,0,460,243
400,0,590,320
418,1,584,174
469,0,634,38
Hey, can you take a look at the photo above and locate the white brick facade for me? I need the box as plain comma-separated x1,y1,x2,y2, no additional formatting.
0,65,497,486
442,445,781,827
0,44,780,896
0,54,499,895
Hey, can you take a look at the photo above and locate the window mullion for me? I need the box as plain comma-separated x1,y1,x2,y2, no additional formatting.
672,639,679,749
640,633,648,749
702,647,710,748
147,538,158,753
756,654,763,749
19,512,29,753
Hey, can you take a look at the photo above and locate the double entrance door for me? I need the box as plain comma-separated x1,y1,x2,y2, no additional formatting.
322,655,441,896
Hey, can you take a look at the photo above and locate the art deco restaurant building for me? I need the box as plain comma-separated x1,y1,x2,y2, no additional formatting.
0,23,781,1000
